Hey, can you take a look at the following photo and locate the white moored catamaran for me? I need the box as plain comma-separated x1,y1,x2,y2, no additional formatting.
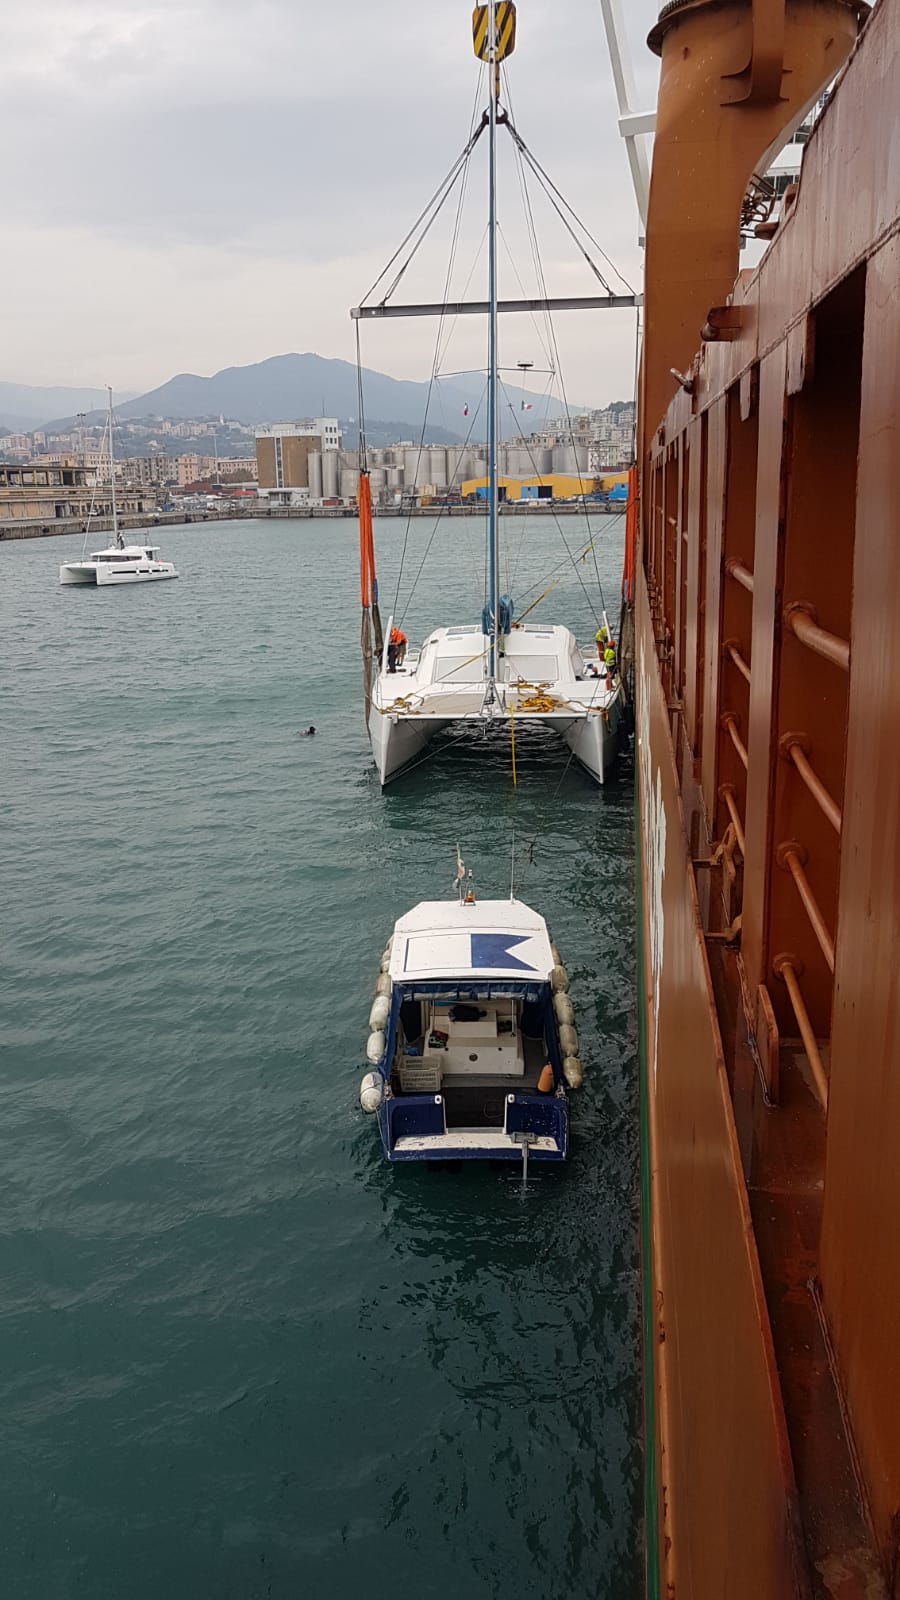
353,0,636,786
60,388,178,587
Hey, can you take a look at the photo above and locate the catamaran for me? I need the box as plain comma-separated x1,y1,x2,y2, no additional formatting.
60,388,177,586
353,1,635,786
359,851,581,1165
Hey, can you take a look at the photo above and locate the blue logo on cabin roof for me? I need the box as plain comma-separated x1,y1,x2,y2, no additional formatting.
469,933,533,971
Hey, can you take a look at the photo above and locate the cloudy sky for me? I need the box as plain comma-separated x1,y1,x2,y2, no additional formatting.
3,0,661,406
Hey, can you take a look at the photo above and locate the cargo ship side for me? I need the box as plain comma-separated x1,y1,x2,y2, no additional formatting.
632,1,900,1594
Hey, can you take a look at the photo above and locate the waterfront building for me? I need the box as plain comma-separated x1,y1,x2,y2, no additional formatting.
0,462,152,531
256,420,340,508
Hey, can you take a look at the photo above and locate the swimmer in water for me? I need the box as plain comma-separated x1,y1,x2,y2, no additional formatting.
297,726,316,737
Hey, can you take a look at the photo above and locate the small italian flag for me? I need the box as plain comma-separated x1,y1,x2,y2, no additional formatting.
463,403,469,416
520,401,533,411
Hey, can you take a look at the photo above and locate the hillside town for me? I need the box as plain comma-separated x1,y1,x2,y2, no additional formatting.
0,401,634,534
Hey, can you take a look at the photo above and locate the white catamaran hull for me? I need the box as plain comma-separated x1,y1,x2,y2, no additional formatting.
370,624,625,787
60,561,178,585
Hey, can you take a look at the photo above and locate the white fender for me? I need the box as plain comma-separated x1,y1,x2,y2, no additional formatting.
550,964,570,994
553,992,574,1026
562,1055,584,1090
359,1072,383,1113
374,973,391,998
550,943,563,968
558,1022,579,1057
369,994,390,1031
366,1029,386,1064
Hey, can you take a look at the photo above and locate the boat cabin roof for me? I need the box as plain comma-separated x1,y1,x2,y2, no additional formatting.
389,898,554,982
90,545,160,559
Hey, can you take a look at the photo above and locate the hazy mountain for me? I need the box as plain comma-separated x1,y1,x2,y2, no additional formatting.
0,381,137,430
113,353,575,436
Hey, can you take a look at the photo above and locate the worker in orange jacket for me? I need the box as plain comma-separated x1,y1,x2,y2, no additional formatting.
388,626,407,673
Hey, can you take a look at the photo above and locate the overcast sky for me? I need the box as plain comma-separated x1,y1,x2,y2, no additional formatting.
2,0,661,407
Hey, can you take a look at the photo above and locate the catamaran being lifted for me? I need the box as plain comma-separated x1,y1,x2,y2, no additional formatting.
353,0,635,787
370,617,624,785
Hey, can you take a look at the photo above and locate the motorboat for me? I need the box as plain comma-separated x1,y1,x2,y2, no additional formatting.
359,856,582,1165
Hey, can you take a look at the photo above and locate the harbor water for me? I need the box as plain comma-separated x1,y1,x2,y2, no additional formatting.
1,515,641,1599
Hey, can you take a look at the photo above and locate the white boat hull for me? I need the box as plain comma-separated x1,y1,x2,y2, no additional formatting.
60,561,178,586
369,623,625,787
370,707,448,783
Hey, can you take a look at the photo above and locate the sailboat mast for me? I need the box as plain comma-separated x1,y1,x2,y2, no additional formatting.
486,0,500,692
107,386,121,549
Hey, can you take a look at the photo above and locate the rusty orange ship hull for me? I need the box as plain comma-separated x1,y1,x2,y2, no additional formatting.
634,1,900,1594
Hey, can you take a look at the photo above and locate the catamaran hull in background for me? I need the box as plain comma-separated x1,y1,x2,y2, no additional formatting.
59,561,178,585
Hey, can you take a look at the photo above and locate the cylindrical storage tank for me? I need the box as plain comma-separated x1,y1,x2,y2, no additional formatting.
322,452,339,498
369,468,387,494
387,466,403,489
308,451,323,499
403,447,425,486
505,447,536,478
340,468,358,500
552,445,579,476
429,447,447,488
532,447,553,474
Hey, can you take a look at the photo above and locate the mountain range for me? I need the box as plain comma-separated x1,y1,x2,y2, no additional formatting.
21,352,587,442
0,382,137,432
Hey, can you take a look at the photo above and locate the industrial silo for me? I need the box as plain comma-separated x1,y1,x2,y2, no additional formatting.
322,452,339,498
340,468,359,500
308,452,323,500
429,447,448,488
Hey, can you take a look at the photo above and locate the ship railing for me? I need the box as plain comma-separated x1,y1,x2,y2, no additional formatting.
721,711,748,770
723,639,751,685
724,556,754,594
776,842,836,973
780,735,842,835
784,602,850,673
772,954,830,1111
718,784,746,856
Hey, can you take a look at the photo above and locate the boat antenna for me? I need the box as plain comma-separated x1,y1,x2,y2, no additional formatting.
107,386,122,550
510,829,516,900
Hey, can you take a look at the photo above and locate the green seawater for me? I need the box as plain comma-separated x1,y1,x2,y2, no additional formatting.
1,516,641,1600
